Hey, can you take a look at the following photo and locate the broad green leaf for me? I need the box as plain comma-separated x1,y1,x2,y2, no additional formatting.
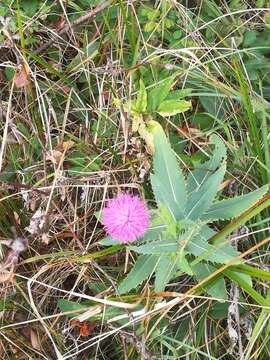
165,88,192,100
21,0,39,16
155,256,178,291
137,120,155,153
58,299,128,323
157,99,191,116
201,185,268,221
208,302,230,319
135,79,147,113
185,165,226,220
187,134,226,194
187,233,239,264
132,113,142,132
118,255,158,294
165,18,174,29
199,94,228,120
129,239,178,254
149,121,187,220
58,299,88,318
145,9,160,21
193,263,227,300
192,113,215,130
148,75,176,111
144,21,157,32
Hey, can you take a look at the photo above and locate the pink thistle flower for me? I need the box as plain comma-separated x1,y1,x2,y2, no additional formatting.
102,193,150,243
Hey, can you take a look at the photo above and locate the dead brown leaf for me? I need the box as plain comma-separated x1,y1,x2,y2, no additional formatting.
25,209,46,235
45,149,63,165
51,16,66,31
62,85,71,94
30,329,42,351
48,60,61,71
14,63,30,88
45,140,75,165
60,140,75,152
178,124,205,139
0,269,14,283
0,232,28,283
70,319,97,337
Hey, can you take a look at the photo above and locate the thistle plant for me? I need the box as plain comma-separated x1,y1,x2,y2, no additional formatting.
101,121,268,299
102,193,150,243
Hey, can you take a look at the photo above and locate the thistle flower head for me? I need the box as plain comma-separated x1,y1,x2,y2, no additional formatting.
102,193,150,243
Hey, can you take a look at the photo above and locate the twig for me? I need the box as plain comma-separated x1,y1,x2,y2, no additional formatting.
34,0,113,55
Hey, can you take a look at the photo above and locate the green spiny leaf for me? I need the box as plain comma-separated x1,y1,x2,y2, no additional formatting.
159,204,177,237
155,255,178,291
135,222,166,244
177,251,193,275
187,233,239,264
193,263,227,300
129,239,178,254
118,255,158,294
186,165,226,220
149,121,187,220
187,134,226,194
201,185,268,221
